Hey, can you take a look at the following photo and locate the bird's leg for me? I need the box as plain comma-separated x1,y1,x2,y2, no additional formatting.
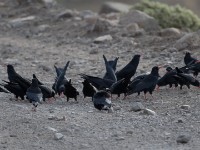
123,93,127,100
156,85,159,91
144,93,147,100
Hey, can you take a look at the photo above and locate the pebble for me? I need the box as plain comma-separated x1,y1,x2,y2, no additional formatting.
54,133,64,140
180,105,190,110
94,35,113,43
142,108,156,116
108,107,114,113
176,135,191,144
130,102,144,112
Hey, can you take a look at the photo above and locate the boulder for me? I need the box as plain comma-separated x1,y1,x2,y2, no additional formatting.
174,30,200,50
119,10,160,31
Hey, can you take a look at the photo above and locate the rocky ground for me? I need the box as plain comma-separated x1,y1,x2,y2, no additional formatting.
0,1,200,150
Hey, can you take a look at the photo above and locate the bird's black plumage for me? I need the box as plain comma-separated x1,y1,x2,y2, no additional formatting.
127,66,160,99
26,79,43,110
110,77,130,98
174,67,200,89
82,79,97,99
116,54,140,81
93,90,112,111
80,73,114,90
157,67,178,88
184,52,197,66
64,79,79,101
102,55,117,82
1,80,25,100
7,64,31,92
103,56,119,79
54,61,70,95
39,85,55,101
33,74,44,85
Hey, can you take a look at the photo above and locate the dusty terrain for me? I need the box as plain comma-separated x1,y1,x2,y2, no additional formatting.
0,1,200,150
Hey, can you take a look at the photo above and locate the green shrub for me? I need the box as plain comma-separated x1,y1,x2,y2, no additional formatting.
133,0,200,31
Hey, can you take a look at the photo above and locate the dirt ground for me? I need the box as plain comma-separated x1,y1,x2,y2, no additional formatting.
0,1,200,150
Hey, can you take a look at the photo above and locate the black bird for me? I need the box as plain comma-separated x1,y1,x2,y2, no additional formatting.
54,64,64,77
127,66,160,99
33,74,44,85
187,62,200,77
54,61,70,95
184,52,197,66
80,73,114,90
103,56,119,79
157,67,178,88
109,77,130,98
7,64,31,92
116,54,140,81
102,55,117,82
82,79,97,99
127,74,147,96
26,79,43,111
93,90,113,111
64,79,79,102
173,67,200,89
39,85,55,102
1,80,25,100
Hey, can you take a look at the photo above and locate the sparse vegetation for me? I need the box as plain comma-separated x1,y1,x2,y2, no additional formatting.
133,0,200,31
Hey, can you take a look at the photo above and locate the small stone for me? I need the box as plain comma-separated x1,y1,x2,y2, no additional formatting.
56,9,74,20
130,102,144,112
126,130,133,135
113,106,121,111
180,105,190,110
142,108,156,116
54,133,64,140
36,24,50,32
9,16,36,28
10,134,17,137
94,35,113,43
126,23,140,33
176,135,191,144
115,136,125,141
87,110,93,113
177,118,184,123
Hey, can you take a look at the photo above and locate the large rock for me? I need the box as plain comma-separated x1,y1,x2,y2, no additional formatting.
100,2,132,14
159,28,181,37
119,10,160,31
174,30,200,50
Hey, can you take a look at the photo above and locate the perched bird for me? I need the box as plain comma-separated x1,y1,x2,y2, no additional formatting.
54,61,70,95
33,74,44,85
1,80,26,100
184,52,197,66
93,90,113,111
103,56,119,79
64,79,79,101
102,55,117,82
157,67,178,88
54,64,64,77
116,54,140,81
109,77,130,98
173,67,200,89
26,79,43,111
82,79,97,99
127,66,161,99
7,64,31,92
39,85,55,102
127,74,147,96
80,73,114,90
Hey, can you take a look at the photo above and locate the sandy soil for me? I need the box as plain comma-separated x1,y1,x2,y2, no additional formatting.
0,1,200,150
